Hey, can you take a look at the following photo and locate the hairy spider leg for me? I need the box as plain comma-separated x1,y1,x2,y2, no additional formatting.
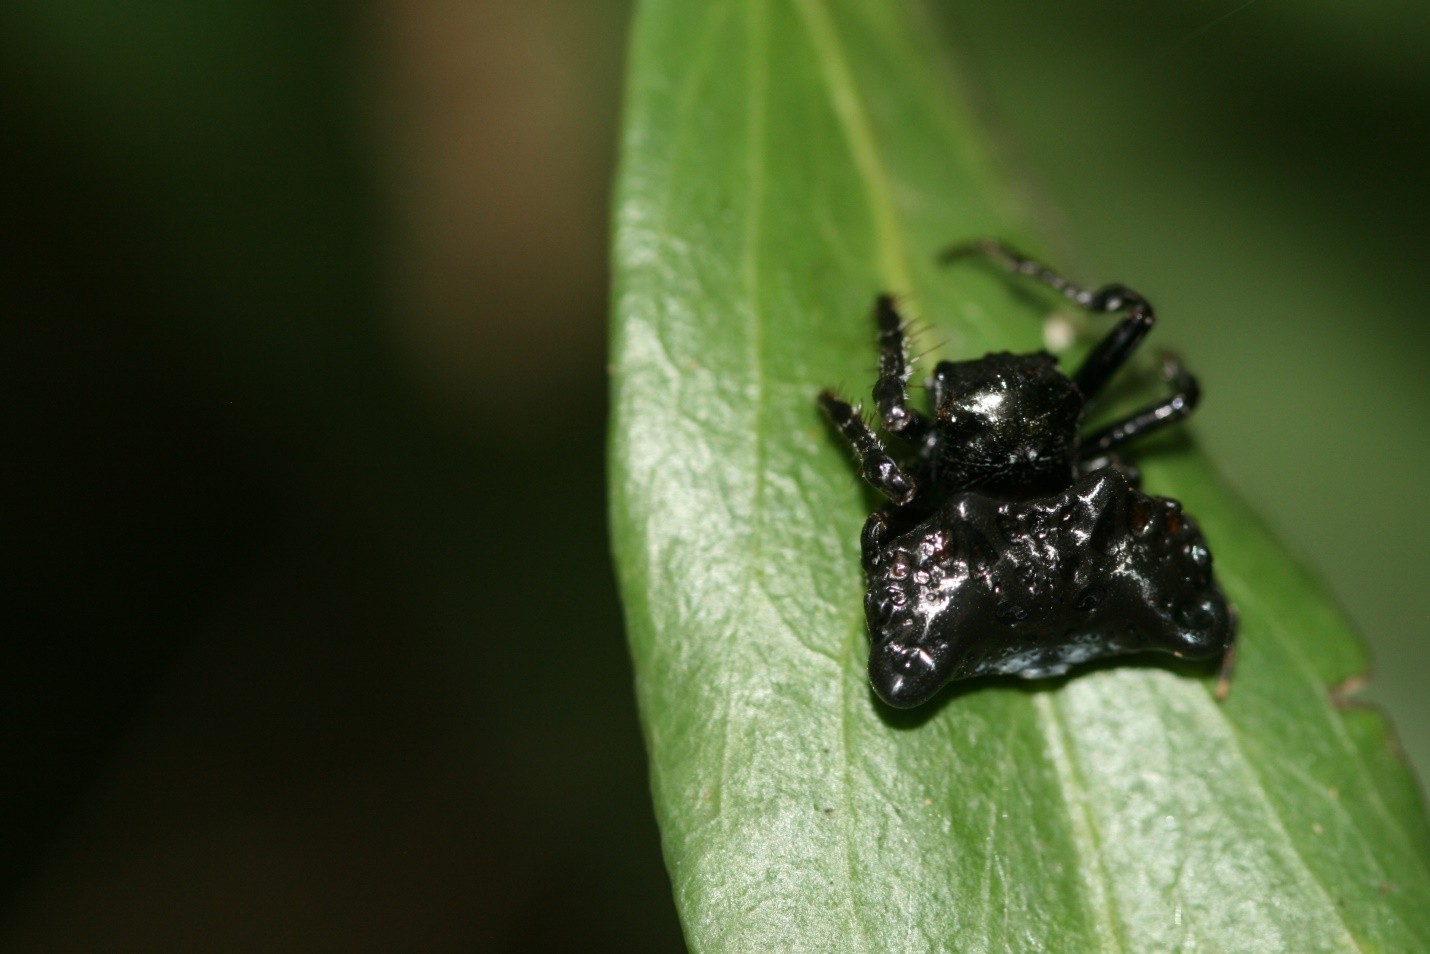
819,390,917,505
870,295,932,442
1080,355,1201,463
941,238,1156,400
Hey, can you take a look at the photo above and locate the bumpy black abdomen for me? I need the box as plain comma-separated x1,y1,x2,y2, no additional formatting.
865,469,1232,706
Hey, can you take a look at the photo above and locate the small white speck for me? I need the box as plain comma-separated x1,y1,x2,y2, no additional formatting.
1043,313,1076,351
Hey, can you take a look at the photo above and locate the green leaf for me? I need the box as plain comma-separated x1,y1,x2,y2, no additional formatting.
609,1,1430,950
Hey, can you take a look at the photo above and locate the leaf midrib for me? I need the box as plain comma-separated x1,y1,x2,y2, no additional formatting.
791,1,1128,946
777,0,1384,946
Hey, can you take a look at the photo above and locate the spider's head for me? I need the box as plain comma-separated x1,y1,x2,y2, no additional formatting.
930,352,1083,492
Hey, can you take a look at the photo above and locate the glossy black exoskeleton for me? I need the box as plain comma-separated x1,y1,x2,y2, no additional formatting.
820,240,1235,708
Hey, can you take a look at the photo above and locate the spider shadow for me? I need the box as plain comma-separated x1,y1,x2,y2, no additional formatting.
872,652,1222,731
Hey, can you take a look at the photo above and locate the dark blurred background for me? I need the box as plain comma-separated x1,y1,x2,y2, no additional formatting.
0,1,1424,950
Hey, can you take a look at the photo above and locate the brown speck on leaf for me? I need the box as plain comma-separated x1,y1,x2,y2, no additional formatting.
1330,673,1369,711
1214,640,1237,701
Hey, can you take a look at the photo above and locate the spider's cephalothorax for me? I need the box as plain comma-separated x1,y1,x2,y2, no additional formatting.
922,350,1082,497
821,240,1235,708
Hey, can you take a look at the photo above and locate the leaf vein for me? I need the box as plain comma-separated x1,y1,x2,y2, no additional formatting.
1226,575,1430,889
1035,693,1128,953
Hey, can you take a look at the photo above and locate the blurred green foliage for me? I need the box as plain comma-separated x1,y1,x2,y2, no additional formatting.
1,1,681,950
1,0,1425,950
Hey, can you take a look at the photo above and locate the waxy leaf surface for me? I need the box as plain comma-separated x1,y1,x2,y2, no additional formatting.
610,1,1430,950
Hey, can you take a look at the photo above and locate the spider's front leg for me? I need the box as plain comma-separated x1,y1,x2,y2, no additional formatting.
819,390,917,505
1070,289,1156,400
1079,354,1200,465
941,238,1156,400
870,295,932,441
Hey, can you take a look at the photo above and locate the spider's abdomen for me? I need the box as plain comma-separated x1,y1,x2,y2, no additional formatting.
865,468,1231,707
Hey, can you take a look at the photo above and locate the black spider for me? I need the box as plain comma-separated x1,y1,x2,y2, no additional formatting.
820,240,1235,709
